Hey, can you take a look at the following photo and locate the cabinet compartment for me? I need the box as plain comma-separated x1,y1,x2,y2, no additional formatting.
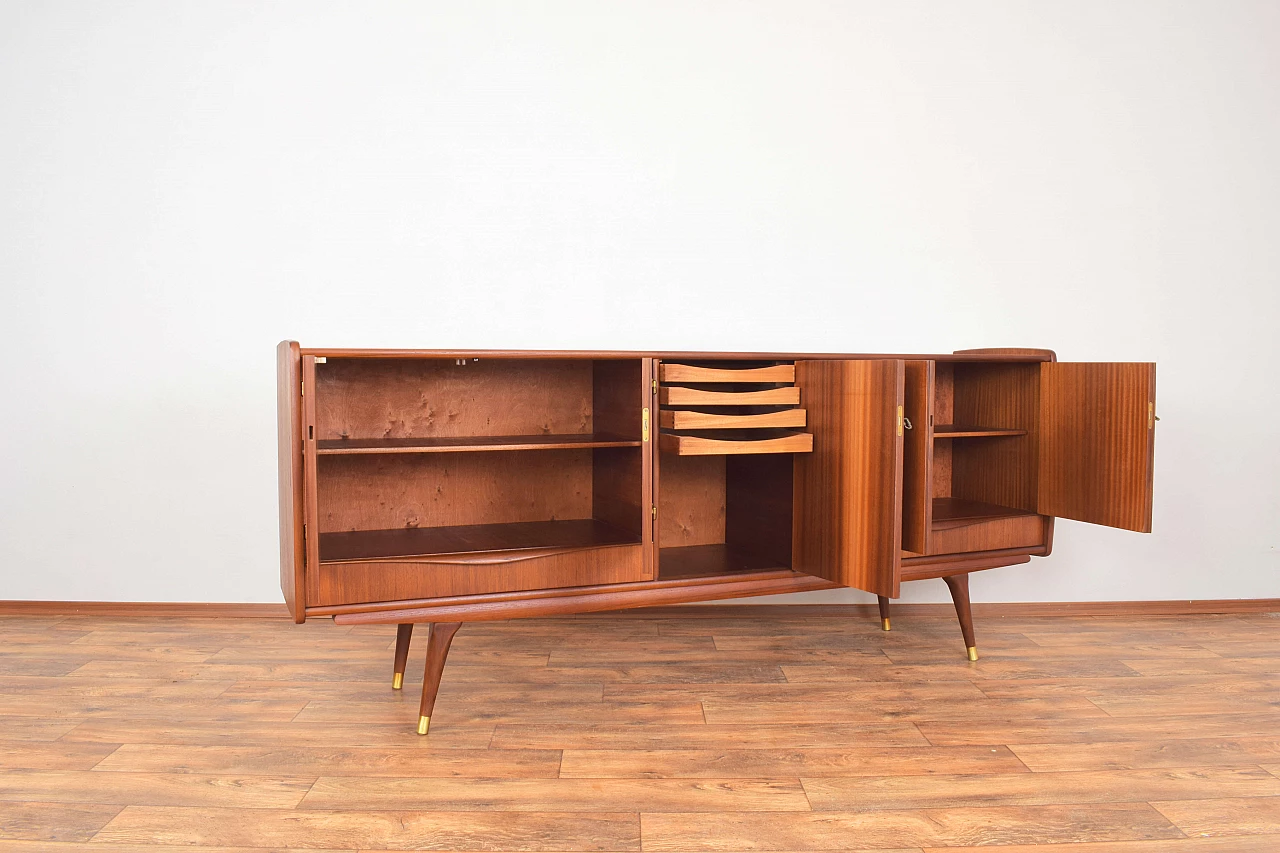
923,361,1049,556
304,357,649,605
657,452,793,579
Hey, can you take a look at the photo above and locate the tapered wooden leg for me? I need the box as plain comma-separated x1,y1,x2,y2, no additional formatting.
417,622,461,735
943,573,978,661
877,595,891,631
391,623,413,689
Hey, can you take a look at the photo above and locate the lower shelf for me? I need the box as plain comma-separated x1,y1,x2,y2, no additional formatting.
319,519,639,563
932,497,1037,527
659,544,789,580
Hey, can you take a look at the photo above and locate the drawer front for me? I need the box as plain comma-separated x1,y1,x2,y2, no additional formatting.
928,515,1047,556
309,544,645,607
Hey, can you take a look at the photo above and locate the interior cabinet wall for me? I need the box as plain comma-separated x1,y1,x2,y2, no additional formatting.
951,362,1041,513
317,451,594,533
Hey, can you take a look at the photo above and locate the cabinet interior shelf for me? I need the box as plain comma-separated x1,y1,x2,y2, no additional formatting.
933,425,1028,439
319,519,639,563
932,497,1037,526
316,433,640,455
658,544,790,580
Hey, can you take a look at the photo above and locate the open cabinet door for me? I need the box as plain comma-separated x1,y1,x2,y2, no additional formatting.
1038,362,1156,533
793,360,904,598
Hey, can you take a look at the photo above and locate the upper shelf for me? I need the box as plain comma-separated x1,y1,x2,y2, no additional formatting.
660,363,796,384
933,425,1028,439
315,433,641,455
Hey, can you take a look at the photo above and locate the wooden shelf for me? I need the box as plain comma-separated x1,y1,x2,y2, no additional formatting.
659,430,813,456
660,386,800,407
319,519,639,563
932,497,1037,525
660,363,795,384
658,544,789,580
933,425,1027,439
660,409,806,431
316,433,640,455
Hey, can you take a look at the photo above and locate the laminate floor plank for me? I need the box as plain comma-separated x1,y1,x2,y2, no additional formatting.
0,769,313,808
1010,737,1280,771
558,746,1028,778
0,609,1273,852
0,802,123,842
94,805,641,851
95,744,563,777
1152,795,1280,836
0,741,121,771
803,766,1280,810
491,723,930,750
300,777,810,812
916,712,1280,746
639,803,1183,850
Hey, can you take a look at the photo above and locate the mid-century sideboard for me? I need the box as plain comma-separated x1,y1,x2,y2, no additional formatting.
277,343,1156,734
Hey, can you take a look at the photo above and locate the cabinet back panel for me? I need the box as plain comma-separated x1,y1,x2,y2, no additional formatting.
317,451,592,533
951,362,1040,513
658,453,726,547
725,454,793,568
593,447,643,537
314,358,593,440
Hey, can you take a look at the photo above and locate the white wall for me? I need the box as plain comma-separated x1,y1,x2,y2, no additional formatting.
2,1,1277,605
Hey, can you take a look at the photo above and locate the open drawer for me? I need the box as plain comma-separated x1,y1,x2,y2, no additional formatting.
659,360,812,457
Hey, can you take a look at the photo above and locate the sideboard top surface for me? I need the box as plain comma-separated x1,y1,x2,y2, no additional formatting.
296,347,1056,362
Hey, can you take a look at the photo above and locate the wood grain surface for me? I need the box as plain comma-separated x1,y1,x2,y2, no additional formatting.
793,359,904,597
0,608,1277,849
1038,362,1157,532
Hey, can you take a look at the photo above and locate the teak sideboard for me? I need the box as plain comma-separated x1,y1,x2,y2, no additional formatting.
276,343,1156,734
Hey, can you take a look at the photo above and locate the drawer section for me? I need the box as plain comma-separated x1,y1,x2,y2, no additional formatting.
659,360,812,457
660,363,796,384
660,430,814,456
660,386,800,406
308,543,645,607
660,409,807,430
928,514,1048,556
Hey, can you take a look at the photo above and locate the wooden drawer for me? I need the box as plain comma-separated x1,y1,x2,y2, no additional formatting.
660,409,807,430
928,514,1048,556
660,363,796,383
659,431,813,456
308,543,645,607
660,386,800,406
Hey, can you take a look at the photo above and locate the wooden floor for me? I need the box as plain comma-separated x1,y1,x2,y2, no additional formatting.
0,606,1278,852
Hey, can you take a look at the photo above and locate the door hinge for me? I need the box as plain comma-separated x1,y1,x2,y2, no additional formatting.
652,379,658,394
301,524,307,567
1149,401,1156,429
642,407,650,442
897,405,904,436
300,380,304,397
651,505,657,520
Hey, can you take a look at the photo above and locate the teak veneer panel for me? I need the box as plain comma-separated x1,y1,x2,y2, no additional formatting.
930,514,1048,555
660,363,796,383
1039,362,1156,532
316,433,639,454
659,409,807,430
316,450,592,533
951,361,1042,513
793,359,903,597
275,341,304,622
901,360,934,555
658,454,726,547
660,386,801,406
318,519,638,562
659,431,813,456
314,358,595,440
311,543,645,606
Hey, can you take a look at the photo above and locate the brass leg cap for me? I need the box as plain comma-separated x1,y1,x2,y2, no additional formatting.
967,646,979,662
417,715,430,736
392,673,403,690
881,618,891,632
